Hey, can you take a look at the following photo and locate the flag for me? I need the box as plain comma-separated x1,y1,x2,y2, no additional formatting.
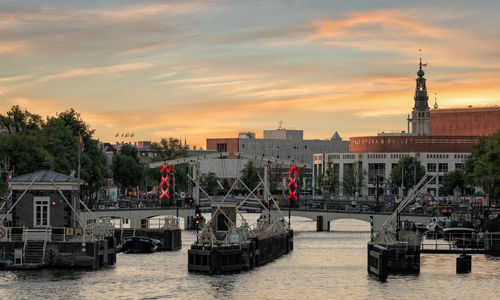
121,133,124,137
130,133,134,137
79,133,85,152
422,63,428,67
115,133,119,137
125,133,129,137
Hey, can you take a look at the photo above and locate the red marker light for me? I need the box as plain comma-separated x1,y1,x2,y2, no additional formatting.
52,201,56,205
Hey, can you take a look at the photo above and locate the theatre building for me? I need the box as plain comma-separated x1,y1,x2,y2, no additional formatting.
314,60,500,199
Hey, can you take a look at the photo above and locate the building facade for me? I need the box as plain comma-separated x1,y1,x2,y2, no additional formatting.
314,60,499,199
207,129,349,165
313,152,470,198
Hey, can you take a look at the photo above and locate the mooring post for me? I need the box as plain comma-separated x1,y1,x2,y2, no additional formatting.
457,253,471,274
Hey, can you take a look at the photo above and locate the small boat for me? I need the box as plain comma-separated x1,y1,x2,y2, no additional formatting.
425,222,443,239
0,259,13,270
414,223,428,233
122,236,161,253
443,221,475,240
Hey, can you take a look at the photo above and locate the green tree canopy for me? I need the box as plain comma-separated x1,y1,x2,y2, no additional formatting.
442,169,465,196
465,130,500,205
201,172,219,195
120,144,139,163
112,155,142,191
390,156,426,194
150,138,187,161
0,105,43,134
0,106,107,202
343,164,366,198
240,161,260,192
325,161,339,194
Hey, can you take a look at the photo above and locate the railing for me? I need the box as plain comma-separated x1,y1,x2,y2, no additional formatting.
1,226,110,243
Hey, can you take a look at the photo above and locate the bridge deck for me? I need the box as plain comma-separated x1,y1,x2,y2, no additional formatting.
420,249,486,254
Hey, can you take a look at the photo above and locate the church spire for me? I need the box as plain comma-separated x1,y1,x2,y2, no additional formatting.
410,51,431,135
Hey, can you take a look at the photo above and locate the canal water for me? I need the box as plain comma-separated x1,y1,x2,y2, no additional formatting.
1,216,499,300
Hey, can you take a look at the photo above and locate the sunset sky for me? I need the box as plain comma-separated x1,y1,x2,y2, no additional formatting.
0,0,499,148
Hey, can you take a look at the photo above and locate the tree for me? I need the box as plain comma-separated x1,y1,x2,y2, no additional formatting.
112,155,142,192
390,156,426,195
442,169,465,196
42,117,78,175
314,174,324,195
325,161,339,195
48,109,107,204
149,138,189,195
201,172,218,195
150,138,187,161
240,161,260,192
120,144,139,163
465,130,500,205
0,105,43,134
343,164,366,198
80,138,107,205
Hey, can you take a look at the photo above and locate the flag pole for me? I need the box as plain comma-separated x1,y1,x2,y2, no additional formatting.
78,132,81,180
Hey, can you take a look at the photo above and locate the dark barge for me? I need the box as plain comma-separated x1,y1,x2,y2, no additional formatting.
188,203,293,274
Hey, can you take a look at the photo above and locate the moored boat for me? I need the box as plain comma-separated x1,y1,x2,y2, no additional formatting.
443,220,475,240
122,236,161,253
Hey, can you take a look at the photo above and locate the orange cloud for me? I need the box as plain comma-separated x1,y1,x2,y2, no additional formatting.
40,62,154,82
308,10,500,68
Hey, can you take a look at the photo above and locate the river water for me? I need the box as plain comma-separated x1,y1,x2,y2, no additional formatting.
0,216,499,300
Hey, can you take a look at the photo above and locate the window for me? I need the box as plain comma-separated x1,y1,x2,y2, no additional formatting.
427,163,436,172
216,143,227,152
368,163,385,184
455,163,463,170
34,197,50,227
439,163,448,173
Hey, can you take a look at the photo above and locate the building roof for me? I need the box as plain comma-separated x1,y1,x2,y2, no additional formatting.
9,170,84,183
331,131,342,141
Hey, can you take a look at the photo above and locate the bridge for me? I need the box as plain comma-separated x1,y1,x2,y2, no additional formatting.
80,207,431,231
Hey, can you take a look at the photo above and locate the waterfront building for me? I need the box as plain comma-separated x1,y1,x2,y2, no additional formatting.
207,128,349,165
0,169,116,269
314,60,500,199
313,151,470,198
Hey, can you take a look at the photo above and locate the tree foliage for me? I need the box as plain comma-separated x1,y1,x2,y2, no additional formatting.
150,138,187,161
325,161,339,194
390,156,426,194
112,155,141,191
442,169,465,196
120,144,139,163
201,172,219,195
0,106,107,200
465,130,500,205
343,164,366,198
240,161,260,192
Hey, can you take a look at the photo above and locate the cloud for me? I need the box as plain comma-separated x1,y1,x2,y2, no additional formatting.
0,43,28,55
308,10,500,68
40,62,154,82
0,75,31,82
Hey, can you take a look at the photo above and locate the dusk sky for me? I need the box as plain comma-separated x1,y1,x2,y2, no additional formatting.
0,0,498,148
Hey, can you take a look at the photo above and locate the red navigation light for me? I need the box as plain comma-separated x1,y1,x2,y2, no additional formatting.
52,201,56,205
195,220,200,224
